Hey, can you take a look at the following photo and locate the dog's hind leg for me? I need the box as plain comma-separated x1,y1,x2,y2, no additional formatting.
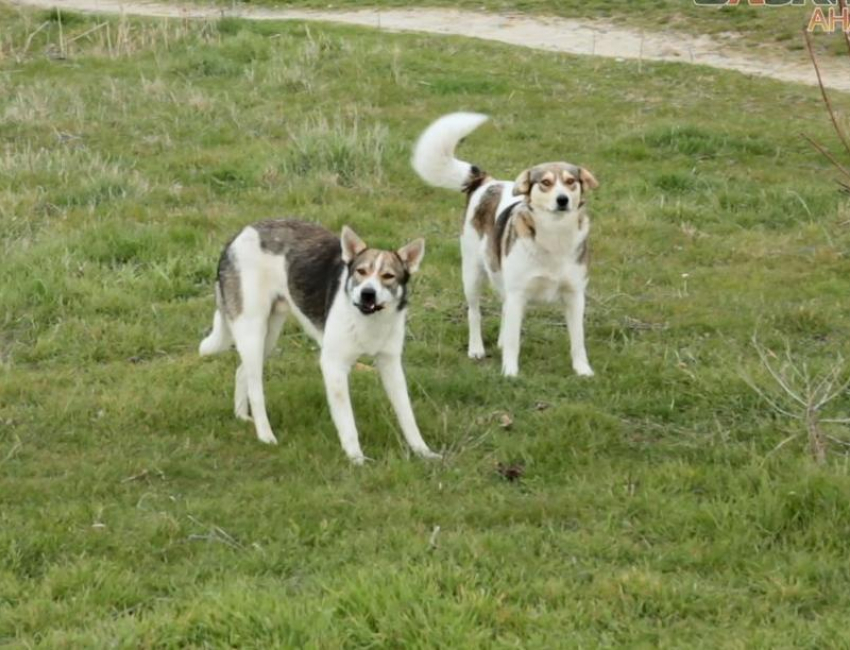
199,309,233,356
565,290,594,377
264,302,289,358
235,303,289,421
234,364,251,421
232,316,277,444
461,238,486,359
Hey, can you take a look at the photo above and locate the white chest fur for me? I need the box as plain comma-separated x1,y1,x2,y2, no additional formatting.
322,284,406,361
499,209,590,303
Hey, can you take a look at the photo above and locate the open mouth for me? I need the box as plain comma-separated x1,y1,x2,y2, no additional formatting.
356,302,384,315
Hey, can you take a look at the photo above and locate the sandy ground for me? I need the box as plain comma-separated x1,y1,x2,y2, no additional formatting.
8,0,850,93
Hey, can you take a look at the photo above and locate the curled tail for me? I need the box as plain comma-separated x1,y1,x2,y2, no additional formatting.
412,112,489,191
199,284,233,356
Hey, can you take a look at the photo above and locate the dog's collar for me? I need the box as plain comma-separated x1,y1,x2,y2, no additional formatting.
502,200,523,218
390,250,411,285
391,250,411,311
345,254,359,278
575,176,588,209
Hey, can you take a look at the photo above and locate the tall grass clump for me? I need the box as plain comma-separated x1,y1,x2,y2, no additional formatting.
280,115,389,189
0,9,223,63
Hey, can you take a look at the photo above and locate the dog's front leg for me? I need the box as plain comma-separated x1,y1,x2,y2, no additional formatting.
499,292,526,378
461,252,486,359
565,290,594,377
376,353,441,460
320,356,366,464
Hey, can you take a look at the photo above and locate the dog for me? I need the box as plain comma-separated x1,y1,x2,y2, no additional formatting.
199,219,441,464
413,112,599,378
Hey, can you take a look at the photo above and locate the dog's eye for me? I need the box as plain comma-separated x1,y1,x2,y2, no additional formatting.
565,178,576,187
356,268,368,276
540,179,552,188
381,273,395,281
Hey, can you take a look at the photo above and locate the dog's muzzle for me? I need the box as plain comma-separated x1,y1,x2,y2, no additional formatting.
356,287,384,315
556,195,570,211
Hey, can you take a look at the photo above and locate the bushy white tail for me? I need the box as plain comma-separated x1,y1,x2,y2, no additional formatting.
412,112,489,191
199,308,233,356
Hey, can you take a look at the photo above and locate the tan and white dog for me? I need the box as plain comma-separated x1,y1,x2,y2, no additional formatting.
199,219,440,464
413,112,599,378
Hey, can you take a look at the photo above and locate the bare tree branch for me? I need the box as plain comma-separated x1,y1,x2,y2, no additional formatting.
747,337,850,464
752,337,807,407
800,134,850,180
815,381,850,411
742,373,804,420
826,434,850,446
762,432,802,465
804,28,850,160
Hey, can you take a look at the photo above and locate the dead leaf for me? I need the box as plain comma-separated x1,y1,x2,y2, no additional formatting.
475,411,514,428
497,412,513,429
496,461,525,482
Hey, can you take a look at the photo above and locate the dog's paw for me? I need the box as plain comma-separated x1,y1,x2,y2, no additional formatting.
234,396,251,421
415,448,443,461
501,364,519,378
348,454,373,466
573,362,595,377
256,430,278,445
468,347,486,360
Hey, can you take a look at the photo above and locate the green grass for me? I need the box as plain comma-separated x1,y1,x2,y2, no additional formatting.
230,0,849,57
4,4,850,647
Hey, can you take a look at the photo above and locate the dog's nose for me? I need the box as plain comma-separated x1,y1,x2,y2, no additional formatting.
556,195,570,209
360,287,376,304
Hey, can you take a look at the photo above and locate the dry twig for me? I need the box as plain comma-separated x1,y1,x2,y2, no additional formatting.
801,23,850,192
803,28,850,160
744,337,850,464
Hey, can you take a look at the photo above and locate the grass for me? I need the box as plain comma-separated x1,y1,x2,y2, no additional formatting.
228,0,849,57
3,4,850,646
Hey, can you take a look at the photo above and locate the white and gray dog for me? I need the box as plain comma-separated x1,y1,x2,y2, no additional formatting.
413,112,600,378
199,219,441,464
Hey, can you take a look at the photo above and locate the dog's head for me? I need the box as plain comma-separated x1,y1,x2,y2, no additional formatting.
340,226,425,315
512,163,599,214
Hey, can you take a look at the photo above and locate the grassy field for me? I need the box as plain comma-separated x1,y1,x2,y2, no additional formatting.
3,3,850,647
235,0,846,56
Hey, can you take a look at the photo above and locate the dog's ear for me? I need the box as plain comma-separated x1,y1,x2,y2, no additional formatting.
579,168,599,190
512,169,532,196
340,226,367,263
397,238,425,274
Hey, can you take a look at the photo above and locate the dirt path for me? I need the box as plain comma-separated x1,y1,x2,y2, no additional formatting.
9,0,850,93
